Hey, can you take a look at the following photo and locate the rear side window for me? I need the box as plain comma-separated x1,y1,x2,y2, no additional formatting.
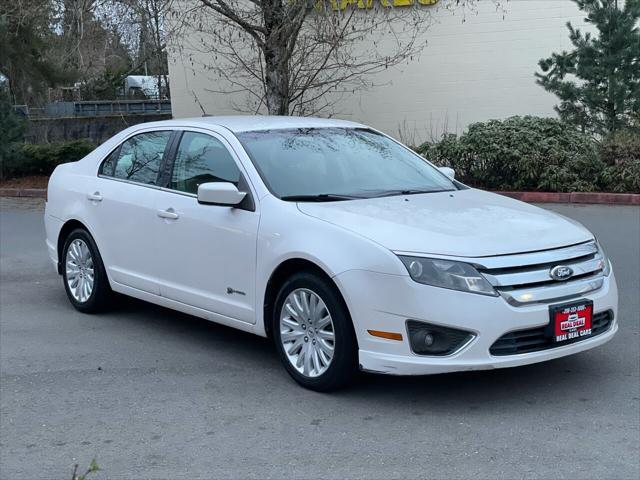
170,132,241,194
101,131,172,185
99,148,119,176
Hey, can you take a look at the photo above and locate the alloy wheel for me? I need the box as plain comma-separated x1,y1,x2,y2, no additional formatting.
279,288,336,378
65,239,95,303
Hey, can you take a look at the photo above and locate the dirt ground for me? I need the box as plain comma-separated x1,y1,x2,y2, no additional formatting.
0,175,49,189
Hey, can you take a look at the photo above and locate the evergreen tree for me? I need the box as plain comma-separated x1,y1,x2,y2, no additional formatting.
0,88,26,178
536,0,640,136
0,0,61,105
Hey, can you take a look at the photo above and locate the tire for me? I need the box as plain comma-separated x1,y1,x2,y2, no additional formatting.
273,271,358,391
61,228,112,313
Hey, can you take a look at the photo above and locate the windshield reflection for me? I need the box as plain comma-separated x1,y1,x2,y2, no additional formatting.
237,128,456,200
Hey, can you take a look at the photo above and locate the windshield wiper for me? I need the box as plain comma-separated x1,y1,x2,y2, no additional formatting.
367,188,454,198
280,194,362,202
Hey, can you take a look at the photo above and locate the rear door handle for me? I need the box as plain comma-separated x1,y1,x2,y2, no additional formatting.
87,192,102,202
157,208,179,220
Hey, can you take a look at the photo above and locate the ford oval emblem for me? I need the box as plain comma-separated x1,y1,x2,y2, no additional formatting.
550,265,574,281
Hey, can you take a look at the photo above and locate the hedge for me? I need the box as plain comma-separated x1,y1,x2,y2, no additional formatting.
0,139,95,180
416,116,640,194
599,131,640,193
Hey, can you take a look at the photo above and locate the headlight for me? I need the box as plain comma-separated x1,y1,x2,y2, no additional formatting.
596,240,611,276
398,256,498,296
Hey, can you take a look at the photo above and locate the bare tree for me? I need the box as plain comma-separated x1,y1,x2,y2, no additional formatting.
55,0,136,95
92,0,172,97
59,0,97,72
127,0,172,97
169,0,494,116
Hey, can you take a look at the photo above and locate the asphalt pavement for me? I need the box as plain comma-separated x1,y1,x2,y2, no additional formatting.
1,197,639,479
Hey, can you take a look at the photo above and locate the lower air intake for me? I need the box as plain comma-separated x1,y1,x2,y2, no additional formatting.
490,310,613,356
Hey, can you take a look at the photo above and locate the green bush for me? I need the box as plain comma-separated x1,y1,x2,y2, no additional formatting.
600,131,640,193
416,116,609,192
1,139,95,179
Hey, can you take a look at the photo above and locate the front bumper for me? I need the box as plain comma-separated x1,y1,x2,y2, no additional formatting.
333,269,618,376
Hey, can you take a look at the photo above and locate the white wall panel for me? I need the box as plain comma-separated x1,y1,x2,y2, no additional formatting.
168,0,592,141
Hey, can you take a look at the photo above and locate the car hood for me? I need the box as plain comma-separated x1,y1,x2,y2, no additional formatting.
297,188,593,257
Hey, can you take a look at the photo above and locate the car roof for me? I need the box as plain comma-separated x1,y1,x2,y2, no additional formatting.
134,115,366,133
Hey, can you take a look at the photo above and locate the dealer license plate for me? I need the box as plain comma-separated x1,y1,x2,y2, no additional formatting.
549,300,594,343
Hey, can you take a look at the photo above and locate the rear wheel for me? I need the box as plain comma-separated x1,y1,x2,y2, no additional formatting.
62,229,112,313
273,272,358,391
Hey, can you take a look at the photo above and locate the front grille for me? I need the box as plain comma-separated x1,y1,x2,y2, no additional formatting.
489,310,613,356
476,241,607,306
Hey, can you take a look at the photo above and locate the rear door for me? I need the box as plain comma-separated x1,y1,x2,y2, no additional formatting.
154,129,259,323
91,129,174,294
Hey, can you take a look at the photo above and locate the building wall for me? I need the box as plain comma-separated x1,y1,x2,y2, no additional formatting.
168,0,591,141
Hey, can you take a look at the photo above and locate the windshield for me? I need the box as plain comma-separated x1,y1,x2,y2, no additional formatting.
236,128,456,200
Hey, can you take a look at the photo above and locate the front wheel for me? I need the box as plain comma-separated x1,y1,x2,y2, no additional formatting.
273,272,358,391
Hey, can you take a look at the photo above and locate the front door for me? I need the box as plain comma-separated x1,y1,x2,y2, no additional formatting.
154,130,259,323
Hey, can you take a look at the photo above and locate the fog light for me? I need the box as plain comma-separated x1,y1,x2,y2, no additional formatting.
423,332,435,347
407,320,474,356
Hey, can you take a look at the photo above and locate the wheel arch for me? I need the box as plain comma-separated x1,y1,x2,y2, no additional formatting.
56,219,96,274
262,258,354,342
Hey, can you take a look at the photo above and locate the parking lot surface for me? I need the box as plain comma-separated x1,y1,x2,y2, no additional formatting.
1,198,639,479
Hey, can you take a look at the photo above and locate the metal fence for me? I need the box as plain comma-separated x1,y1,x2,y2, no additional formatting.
15,100,172,119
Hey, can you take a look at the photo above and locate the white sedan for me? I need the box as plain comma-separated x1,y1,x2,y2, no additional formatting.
45,116,618,390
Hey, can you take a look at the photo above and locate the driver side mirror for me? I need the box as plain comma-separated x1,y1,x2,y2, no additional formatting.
438,167,455,179
197,182,246,206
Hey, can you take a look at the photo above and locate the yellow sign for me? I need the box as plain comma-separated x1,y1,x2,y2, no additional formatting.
332,0,439,9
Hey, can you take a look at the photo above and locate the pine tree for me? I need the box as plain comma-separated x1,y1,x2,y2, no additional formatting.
536,0,640,136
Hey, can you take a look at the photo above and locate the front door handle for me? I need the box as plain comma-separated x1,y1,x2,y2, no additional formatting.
157,208,179,220
87,192,102,202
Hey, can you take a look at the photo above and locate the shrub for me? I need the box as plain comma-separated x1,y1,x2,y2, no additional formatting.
600,131,640,193
1,139,95,179
417,116,609,192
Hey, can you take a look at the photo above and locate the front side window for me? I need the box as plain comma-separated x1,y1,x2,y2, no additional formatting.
237,128,456,200
103,131,172,185
170,132,241,194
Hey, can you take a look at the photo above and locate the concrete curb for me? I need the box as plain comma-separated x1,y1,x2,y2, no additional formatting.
495,191,640,205
1,188,639,205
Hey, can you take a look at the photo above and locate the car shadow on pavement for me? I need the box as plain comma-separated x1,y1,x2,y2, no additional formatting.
107,293,278,363
106,293,603,413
